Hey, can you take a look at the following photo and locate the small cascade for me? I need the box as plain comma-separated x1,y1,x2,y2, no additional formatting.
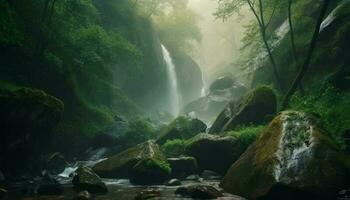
161,44,180,116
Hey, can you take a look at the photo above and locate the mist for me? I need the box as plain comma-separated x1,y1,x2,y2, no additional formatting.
188,0,253,87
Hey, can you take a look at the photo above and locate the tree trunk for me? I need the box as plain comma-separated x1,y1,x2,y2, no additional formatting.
247,0,284,91
288,0,305,94
281,0,331,110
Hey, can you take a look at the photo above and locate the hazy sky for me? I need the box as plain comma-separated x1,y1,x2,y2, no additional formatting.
187,0,252,85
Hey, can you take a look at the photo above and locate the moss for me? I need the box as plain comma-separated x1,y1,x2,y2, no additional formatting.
161,139,187,157
1,87,64,113
157,116,206,145
224,125,266,148
130,158,171,185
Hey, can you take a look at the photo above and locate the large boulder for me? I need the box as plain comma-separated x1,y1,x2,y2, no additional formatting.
72,166,108,194
0,88,64,173
221,111,350,200
156,116,207,145
167,157,198,178
186,134,246,174
93,141,171,185
181,76,248,124
209,86,276,134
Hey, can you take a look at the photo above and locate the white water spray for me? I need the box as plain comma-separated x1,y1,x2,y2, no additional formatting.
161,44,180,116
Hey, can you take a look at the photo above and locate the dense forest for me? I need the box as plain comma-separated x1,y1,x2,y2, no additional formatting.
0,0,349,199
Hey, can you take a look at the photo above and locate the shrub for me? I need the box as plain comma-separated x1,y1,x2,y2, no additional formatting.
289,84,350,146
225,125,266,148
161,139,187,157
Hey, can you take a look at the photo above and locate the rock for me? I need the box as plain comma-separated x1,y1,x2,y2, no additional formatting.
93,141,171,185
175,185,223,199
173,51,204,106
201,170,222,180
134,188,161,200
209,75,235,92
45,152,67,174
0,88,64,173
185,174,202,182
221,111,350,200
210,86,276,133
338,189,350,200
167,157,198,178
72,166,108,194
186,134,244,174
181,78,248,124
156,116,207,145
72,191,91,200
37,175,63,195
129,158,171,185
166,178,181,186
0,188,7,199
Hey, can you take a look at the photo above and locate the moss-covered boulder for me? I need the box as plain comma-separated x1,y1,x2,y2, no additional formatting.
129,158,171,185
93,141,171,185
186,134,245,174
221,111,350,200
167,157,198,178
209,86,276,134
0,88,64,172
72,166,107,194
156,116,207,145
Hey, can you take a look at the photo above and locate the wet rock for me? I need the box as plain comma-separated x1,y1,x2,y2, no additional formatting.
175,184,223,199
210,86,276,133
185,174,202,182
72,166,107,194
186,134,244,174
157,116,207,145
134,188,161,200
201,170,222,180
37,175,63,195
93,141,171,185
72,191,91,200
221,111,350,200
167,157,198,178
45,152,67,174
338,189,350,200
166,178,181,186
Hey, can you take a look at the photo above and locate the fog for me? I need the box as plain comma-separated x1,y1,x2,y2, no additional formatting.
187,0,253,87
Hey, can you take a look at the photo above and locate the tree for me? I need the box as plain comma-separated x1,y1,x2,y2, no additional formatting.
282,0,331,109
216,0,284,91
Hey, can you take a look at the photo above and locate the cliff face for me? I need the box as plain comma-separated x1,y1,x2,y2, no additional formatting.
0,0,169,136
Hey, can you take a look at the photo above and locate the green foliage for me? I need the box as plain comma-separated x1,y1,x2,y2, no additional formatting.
0,0,23,44
161,139,187,157
225,125,266,147
289,85,350,145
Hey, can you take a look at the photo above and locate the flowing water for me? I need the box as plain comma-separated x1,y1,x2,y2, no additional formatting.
161,44,180,116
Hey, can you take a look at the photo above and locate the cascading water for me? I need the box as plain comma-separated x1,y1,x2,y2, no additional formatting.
161,44,180,116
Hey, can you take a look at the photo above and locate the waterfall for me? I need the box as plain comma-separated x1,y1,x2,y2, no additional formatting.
161,44,180,116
